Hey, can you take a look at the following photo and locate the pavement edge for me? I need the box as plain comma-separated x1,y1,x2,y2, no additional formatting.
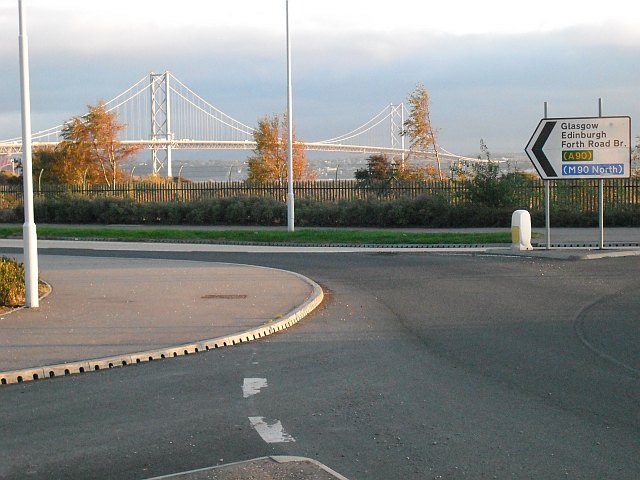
141,456,350,480
0,267,323,387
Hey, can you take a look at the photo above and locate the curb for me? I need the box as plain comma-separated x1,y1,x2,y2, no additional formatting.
142,456,350,480
3,237,504,249
482,246,640,261
0,279,52,317
534,241,640,249
573,250,640,260
0,267,323,386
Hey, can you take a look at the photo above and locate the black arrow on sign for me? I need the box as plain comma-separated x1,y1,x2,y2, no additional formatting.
532,121,557,177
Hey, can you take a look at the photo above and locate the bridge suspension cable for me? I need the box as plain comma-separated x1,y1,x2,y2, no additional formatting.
0,70,482,171
316,103,408,149
317,105,392,144
169,75,255,141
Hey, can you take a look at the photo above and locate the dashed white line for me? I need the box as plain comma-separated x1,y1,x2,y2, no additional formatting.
243,378,268,398
248,416,296,443
244,377,295,443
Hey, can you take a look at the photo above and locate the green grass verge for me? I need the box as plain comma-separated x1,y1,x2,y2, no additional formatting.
0,226,512,245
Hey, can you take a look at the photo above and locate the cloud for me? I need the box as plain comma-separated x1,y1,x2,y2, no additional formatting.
1,1,638,154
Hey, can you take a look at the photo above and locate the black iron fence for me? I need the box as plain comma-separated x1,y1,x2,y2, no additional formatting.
2,178,640,213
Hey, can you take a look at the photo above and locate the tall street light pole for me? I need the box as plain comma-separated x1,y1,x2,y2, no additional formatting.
286,0,295,232
18,0,39,308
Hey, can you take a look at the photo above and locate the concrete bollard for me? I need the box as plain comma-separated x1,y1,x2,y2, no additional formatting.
511,210,533,251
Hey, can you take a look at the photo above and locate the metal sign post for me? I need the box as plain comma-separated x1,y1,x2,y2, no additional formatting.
598,98,604,249
543,102,550,250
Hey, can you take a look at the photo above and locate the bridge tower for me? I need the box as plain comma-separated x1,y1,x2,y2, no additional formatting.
390,104,405,170
150,71,173,177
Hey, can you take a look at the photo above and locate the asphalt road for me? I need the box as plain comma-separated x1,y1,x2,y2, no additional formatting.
1,249,639,480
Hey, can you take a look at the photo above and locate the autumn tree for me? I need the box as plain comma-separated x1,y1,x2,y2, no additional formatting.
632,136,640,176
402,83,442,179
247,113,315,182
31,147,77,185
58,102,141,188
355,154,443,186
354,154,396,185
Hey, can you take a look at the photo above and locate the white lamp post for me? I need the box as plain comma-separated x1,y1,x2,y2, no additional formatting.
18,0,39,308
286,0,294,232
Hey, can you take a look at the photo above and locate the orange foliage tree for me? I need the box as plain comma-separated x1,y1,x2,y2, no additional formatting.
247,113,315,182
402,83,442,180
58,102,141,188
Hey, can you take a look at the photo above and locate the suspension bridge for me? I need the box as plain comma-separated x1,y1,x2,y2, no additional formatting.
0,71,471,177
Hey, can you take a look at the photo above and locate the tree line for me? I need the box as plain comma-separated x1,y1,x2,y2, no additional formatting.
2,84,440,186
3,83,639,187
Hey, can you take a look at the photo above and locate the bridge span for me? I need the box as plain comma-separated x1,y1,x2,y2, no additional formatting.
0,71,473,173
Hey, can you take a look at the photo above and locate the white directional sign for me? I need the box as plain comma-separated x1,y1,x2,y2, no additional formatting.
525,116,631,180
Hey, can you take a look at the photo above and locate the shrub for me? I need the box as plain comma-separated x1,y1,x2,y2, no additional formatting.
0,204,21,223
606,205,640,227
396,195,450,226
3,189,637,228
296,199,341,227
0,256,25,307
461,164,531,209
184,200,223,224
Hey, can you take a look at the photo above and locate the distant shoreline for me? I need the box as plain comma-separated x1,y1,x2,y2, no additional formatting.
129,152,534,182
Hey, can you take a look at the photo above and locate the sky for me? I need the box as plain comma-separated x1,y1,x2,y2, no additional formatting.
0,0,638,157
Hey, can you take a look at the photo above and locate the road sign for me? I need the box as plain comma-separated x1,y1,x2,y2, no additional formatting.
525,116,631,180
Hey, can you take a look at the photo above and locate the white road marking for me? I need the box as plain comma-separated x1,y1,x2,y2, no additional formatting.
243,378,268,398
248,416,296,443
